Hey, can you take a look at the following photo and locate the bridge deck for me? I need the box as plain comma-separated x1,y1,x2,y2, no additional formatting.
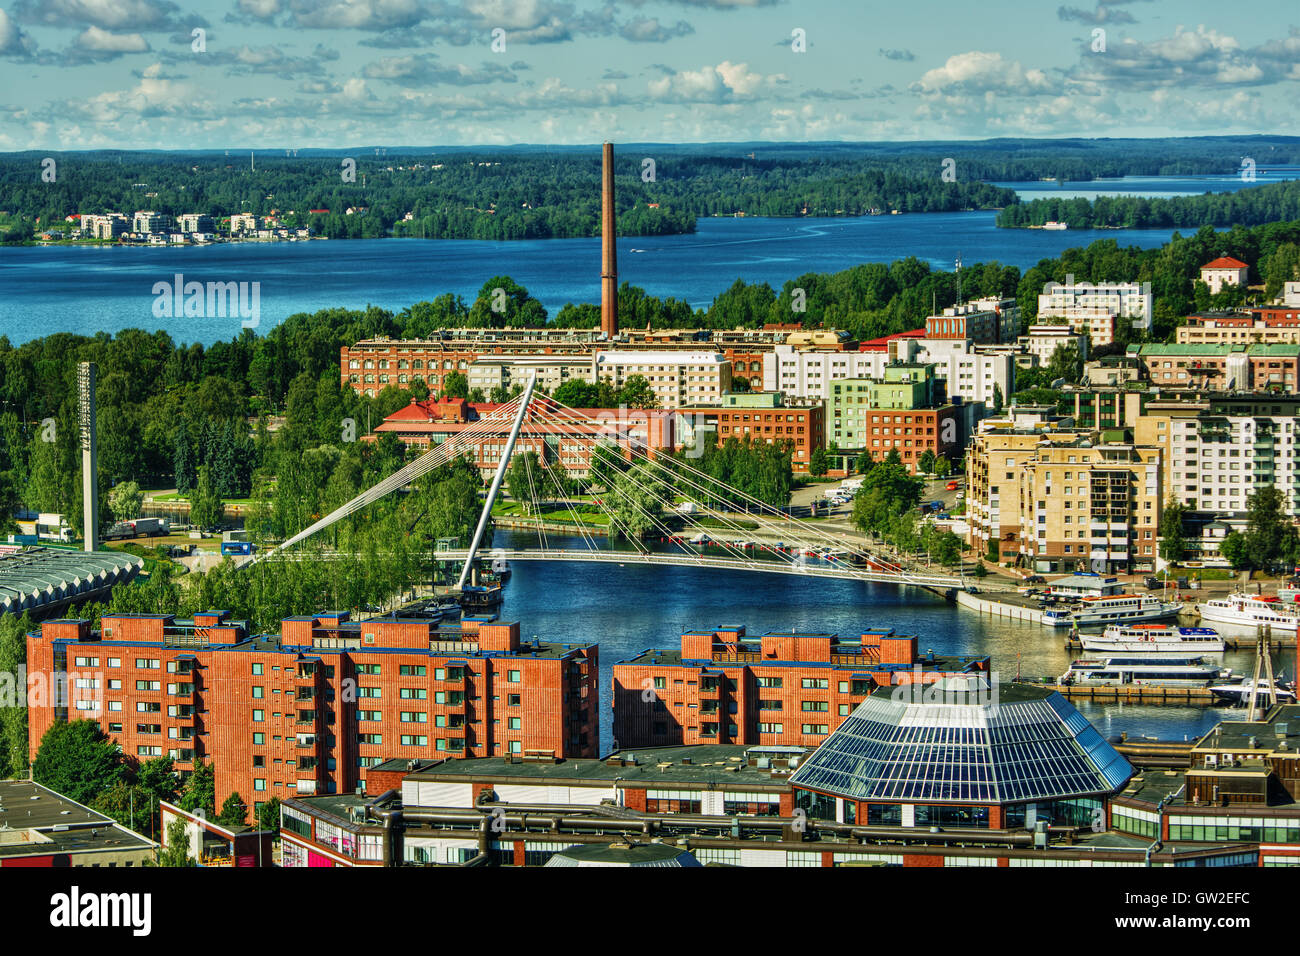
424,548,1012,591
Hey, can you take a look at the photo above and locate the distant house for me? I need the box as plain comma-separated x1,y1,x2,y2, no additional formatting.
1200,256,1250,295
308,208,330,214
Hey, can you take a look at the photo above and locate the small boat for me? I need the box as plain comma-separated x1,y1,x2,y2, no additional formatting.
688,533,712,546
1209,678,1296,705
1042,220,1068,230
1197,593,1300,633
1043,608,1074,628
1060,656,1229,687
1081,623,1225,653
1071,593,1180,626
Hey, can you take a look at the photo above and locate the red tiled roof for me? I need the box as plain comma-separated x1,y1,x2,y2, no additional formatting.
1201,256,1249,270
858,328,926,352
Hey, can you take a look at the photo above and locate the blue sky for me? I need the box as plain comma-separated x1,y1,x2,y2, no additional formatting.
0,0,1297,149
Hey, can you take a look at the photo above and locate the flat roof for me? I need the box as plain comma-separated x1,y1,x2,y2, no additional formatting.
0,780,155,859
405,744,802,790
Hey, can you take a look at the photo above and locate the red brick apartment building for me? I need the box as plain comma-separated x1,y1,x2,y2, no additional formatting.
611,626,990,750
27,611,598,823
372,396,679,475
341,333,781,398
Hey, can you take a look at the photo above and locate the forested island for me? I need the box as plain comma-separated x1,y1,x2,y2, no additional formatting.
0,149,1014,244
997,179,1300,230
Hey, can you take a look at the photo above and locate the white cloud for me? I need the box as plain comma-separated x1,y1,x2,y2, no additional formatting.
648,60,780,103
913,51,1057,95
75,26,150,53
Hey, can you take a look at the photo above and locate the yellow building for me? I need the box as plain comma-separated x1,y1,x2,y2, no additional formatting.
1017,440,1163,574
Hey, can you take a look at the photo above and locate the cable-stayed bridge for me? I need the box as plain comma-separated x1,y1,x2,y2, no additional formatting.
252,377,1008,594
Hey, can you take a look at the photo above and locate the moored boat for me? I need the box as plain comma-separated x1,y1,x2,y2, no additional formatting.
1080,623,1225,653
1196,593,1300,633
1060,656,1230,687
1071,593,1180,627
1208,677,1296,705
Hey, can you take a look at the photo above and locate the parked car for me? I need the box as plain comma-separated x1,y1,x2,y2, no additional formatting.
1026,574,1047,584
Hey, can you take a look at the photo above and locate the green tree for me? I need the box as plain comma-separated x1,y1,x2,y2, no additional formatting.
991,383,1004,414
217,792,248,827
155,818,197,867
808,446,829,478
441,371,469,400
1158,501,1188,565
256,796,282,832
189,465,224,530
108,480,143,523
617,375,659,410
506,451,543,516
607,462,663,541
1244,487,1292,570
934,530,963,568
1220,530,1249,571
917,449,936,475
178,759,216,816
91,782,153,833
934,456,952,478
0,612,32,779
32,720,125,805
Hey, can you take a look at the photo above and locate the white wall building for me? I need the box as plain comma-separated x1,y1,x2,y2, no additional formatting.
1020,325,1089,366
593,351,731,408
1199,257,1250,295
467,355,595,395
762,346,889,400
1165,414,1300,515
911,338,1016,407
1038,279,1153,346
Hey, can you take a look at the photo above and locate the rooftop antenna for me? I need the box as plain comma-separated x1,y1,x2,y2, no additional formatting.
956,254,963,307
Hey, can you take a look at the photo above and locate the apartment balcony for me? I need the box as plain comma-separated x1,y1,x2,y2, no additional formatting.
295,710,318,724
296,779,318,796
296,733,316,748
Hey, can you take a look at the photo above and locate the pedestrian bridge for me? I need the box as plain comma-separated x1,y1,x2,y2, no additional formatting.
429,547,1000,591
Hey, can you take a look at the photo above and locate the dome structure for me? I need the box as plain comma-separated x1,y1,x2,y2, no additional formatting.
790,677,1133,806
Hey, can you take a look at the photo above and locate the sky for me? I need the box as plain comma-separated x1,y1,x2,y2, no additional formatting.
0,0,1297,150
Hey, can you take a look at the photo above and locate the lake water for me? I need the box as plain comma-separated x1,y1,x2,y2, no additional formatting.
1,213,1184,347
6,170,1300,347
492,531,1271,749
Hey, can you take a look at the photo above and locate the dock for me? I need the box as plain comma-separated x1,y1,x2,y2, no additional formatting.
1049,682,1218,704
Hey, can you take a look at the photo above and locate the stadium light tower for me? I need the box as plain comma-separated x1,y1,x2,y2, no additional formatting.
78,362,99,552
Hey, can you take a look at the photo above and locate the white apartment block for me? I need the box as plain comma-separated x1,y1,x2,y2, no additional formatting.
1038,279,1153,345
762,346,888,400
132,211,172,234
229,214,258,234
911,339,1016,407
177,213,215,233
467,356,595,396
593,351,731,408
1019,325,1089,367
1163,415,1300,514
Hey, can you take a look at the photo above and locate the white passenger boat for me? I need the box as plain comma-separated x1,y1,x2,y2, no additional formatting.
1060,656,1229,687
1196,593,1300,633
1070,593,1181,627
1208,677,1296,705
1080,623,1225,653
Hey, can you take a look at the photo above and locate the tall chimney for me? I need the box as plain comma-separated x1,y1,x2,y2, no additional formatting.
600,142,618,338
78,362,99,552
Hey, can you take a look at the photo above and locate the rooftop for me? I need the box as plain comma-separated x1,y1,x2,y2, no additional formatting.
404,744,804,790
0,780,155,860
789,683,1133,805
0,546,144,614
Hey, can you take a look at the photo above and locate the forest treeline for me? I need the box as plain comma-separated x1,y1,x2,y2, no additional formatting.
2,150,1012,243
997,179,1300,230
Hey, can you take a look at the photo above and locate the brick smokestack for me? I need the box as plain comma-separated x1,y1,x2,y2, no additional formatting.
601,142,618,338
